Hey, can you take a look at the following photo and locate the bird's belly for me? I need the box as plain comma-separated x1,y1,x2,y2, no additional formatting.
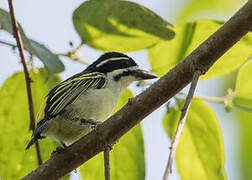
73,88,119,122
44,87,120,145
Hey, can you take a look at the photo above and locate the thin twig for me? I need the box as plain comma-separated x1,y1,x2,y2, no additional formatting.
55,43,90,65
0,40,16,47
71,43,83,54
163,70,201,180
7,0,42,166
104,147,111,180
55,52,90,65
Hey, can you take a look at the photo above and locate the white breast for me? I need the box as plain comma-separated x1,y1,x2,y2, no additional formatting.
71,79,122,122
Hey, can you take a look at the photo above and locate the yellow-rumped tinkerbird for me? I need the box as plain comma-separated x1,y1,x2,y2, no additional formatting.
26,52,157,149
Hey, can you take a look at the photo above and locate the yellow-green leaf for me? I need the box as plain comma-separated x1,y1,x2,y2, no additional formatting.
176,0,247,22
235,109,252,180
149,20,252,79
73,0,174,52
163,99,226,180
233,61,252,110
236,61,252,98
0,69,62,179
80,89,145,180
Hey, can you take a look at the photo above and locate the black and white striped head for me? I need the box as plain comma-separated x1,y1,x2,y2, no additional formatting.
86,52,157,81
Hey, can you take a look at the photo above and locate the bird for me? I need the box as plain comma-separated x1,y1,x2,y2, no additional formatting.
26,52,157,150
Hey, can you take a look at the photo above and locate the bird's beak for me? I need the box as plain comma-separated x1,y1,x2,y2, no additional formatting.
132,69,158,80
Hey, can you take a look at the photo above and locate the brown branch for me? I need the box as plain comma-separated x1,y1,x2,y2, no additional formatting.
7,0,42,166
22,1,252,179
163,70,201,180
104,147,111,180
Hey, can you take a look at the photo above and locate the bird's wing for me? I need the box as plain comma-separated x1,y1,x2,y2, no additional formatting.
38,72,106,120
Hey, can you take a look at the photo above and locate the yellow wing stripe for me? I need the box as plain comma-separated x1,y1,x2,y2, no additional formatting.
45,72,106,117
49,73,105,108
51,79,91,114
48,82,79,113
52,78,101,115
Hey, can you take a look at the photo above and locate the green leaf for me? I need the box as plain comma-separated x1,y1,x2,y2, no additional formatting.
0,8,65,74
80,89,145,180
233,61,252,110
73,0,174,52
28,40,65,73
149,19,252,79
163,99,226,180
236,61,252,98
235,109,252,180
176,0,247,22
0,69,62,179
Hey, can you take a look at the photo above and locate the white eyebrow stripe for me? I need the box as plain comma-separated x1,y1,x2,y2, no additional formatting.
106,66,138,77
96,57,130,67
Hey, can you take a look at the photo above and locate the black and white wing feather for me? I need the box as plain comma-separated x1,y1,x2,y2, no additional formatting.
26,71,106,150
44,71,106,119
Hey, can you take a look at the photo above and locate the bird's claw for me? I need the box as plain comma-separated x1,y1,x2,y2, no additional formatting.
91,121,102,131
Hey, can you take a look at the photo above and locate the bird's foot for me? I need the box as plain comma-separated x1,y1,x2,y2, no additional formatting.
80,119,102,131
53,146,64,153
91,121,102,131
51,145,66,157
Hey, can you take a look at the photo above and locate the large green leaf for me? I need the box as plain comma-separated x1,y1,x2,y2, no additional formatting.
80,89,145,180
235,61,252,98
233,61,252,110
235,109,252,180
73,0,174,52
176,0,247,22
163,99,226,180
28,40,65,74
149,19,252,79
0,69,63,179
0,8,65,74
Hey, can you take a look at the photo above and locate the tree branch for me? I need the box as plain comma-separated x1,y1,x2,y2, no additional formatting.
7,0,42,166
22,1,252,179
163,70,201,180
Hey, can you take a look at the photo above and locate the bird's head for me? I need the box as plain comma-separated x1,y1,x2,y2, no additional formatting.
86,52,157,88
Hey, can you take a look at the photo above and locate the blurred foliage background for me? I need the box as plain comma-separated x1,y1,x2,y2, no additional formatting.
0,0,251,180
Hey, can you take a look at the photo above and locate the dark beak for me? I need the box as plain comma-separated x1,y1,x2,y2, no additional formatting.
132,69,158,80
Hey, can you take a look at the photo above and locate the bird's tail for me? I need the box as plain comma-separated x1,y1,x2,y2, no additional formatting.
26,137,37,150
25,119,46,150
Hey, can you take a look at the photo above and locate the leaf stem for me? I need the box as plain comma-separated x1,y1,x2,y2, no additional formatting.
194,96,225,103
55,43,90,65
0,40,16,47
7,0,42,166
55,52,90,65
